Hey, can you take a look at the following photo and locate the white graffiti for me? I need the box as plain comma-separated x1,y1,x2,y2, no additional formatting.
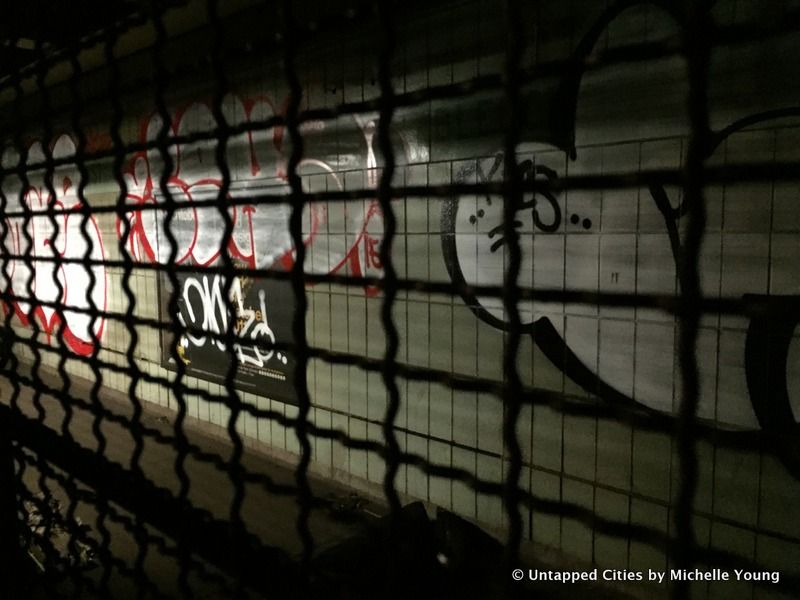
119,97,384,288
1,135,107,356
178,273,286,369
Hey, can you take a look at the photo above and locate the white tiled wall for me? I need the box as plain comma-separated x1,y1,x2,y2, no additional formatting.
4,0,800,597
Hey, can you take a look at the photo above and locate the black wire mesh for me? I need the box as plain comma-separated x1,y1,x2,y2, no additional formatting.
0,0,799,599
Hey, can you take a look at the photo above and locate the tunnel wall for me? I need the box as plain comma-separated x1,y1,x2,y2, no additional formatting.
2,0,799,592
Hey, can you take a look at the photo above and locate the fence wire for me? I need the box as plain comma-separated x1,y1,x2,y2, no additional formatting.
0,0,799,599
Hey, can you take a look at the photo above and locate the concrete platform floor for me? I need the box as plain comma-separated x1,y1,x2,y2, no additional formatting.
0,365,381,599
0,364,663,600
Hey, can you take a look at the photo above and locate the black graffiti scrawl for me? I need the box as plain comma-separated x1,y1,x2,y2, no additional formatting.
159,266,298,405
442,0,800,478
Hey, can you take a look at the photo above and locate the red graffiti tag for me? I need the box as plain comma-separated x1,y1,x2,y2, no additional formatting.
1,135,107,356
119,94,384,291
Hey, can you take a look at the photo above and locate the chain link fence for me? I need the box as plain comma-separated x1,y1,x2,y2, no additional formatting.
0,0,799,598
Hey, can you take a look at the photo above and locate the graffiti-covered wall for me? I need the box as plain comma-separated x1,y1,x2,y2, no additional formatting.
2,0,800,592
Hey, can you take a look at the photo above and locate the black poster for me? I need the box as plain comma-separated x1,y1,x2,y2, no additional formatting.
158,267,299,405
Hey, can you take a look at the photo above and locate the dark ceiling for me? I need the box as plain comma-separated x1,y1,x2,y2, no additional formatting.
0,1,177,80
